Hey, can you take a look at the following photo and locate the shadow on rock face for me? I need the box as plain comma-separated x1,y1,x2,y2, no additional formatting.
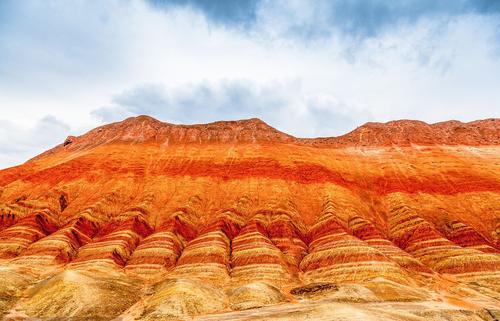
290,282,378,302
290,282,339,298
290,278,431,303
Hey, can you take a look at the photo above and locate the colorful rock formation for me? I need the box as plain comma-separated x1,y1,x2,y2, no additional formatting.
386,195,500,285
68,215,152,271
0,115,499,320
11,216,98,268
348,215,433,275
0,211,58,259
231,216,294,286
301,201,410,285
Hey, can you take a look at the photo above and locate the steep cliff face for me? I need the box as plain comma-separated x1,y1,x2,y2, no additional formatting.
0,116,499,320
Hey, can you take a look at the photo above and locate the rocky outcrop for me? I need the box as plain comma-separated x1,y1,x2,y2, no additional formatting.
267,213,308,274
312,118,500,146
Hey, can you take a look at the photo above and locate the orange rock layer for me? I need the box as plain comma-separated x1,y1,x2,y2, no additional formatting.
0,116,499,319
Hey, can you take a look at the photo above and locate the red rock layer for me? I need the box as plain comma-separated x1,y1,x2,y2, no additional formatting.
33,116,295,161
172,230,231,281
387,195,500,282
12,216,98,266
68,216,152,270
169,213,241,283
124,211,196,278
0,211,58,258
348,216,433,274
267,212,308,275
300,201,410,284
442,220,498,253
125,230,183,277
231,216,295,286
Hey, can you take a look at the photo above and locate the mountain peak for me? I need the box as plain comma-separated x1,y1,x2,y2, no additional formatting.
358,119,498,146
1,115,500,320
97,116,292,144
33,116,295,160
31,116,499,162
121,114,164,125
313,118,500,146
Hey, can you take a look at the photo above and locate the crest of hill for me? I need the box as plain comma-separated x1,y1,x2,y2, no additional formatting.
32,116,499,161
32,116,296,160
307,118,500,147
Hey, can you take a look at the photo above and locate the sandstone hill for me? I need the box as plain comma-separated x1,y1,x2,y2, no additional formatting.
0,116,499,320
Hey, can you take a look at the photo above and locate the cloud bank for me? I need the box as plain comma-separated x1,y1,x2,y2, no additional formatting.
0,116,70,167
92,80,372,137
0,0,499,168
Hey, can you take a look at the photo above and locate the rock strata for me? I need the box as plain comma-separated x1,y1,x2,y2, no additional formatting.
0,115,499,320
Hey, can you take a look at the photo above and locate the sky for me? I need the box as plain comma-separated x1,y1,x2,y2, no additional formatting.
0,0,500,168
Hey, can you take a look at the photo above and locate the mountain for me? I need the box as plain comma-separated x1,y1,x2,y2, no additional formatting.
0,116,499,321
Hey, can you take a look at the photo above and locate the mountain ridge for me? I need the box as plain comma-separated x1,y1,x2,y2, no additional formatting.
30,116,500,163
0,115,499,320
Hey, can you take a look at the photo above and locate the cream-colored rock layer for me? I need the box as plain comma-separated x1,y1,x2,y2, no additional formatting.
194,300,497,321
10,216,98,268
231,221,293,286
348,216,433,275
0,266,35,318
14,270,141,321
139,279,227,320
387,194,500,289
68,216,151,270
301,209,411,284
0,211,58,258
227,282,288,310
169,229,231,282
125,230,183,278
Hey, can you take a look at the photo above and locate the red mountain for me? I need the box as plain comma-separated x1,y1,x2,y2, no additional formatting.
0,116,499,320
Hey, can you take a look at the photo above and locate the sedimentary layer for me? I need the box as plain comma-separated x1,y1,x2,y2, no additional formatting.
0,116,499,320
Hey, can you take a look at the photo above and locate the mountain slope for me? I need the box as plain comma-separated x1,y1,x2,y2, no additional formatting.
0,116,499,320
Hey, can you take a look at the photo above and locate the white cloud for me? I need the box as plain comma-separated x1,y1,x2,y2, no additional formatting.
0,0,499,168
0,116,70,168
91,80,373,137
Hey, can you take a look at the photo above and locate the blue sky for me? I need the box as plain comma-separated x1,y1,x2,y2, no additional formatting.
0,0,500,168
